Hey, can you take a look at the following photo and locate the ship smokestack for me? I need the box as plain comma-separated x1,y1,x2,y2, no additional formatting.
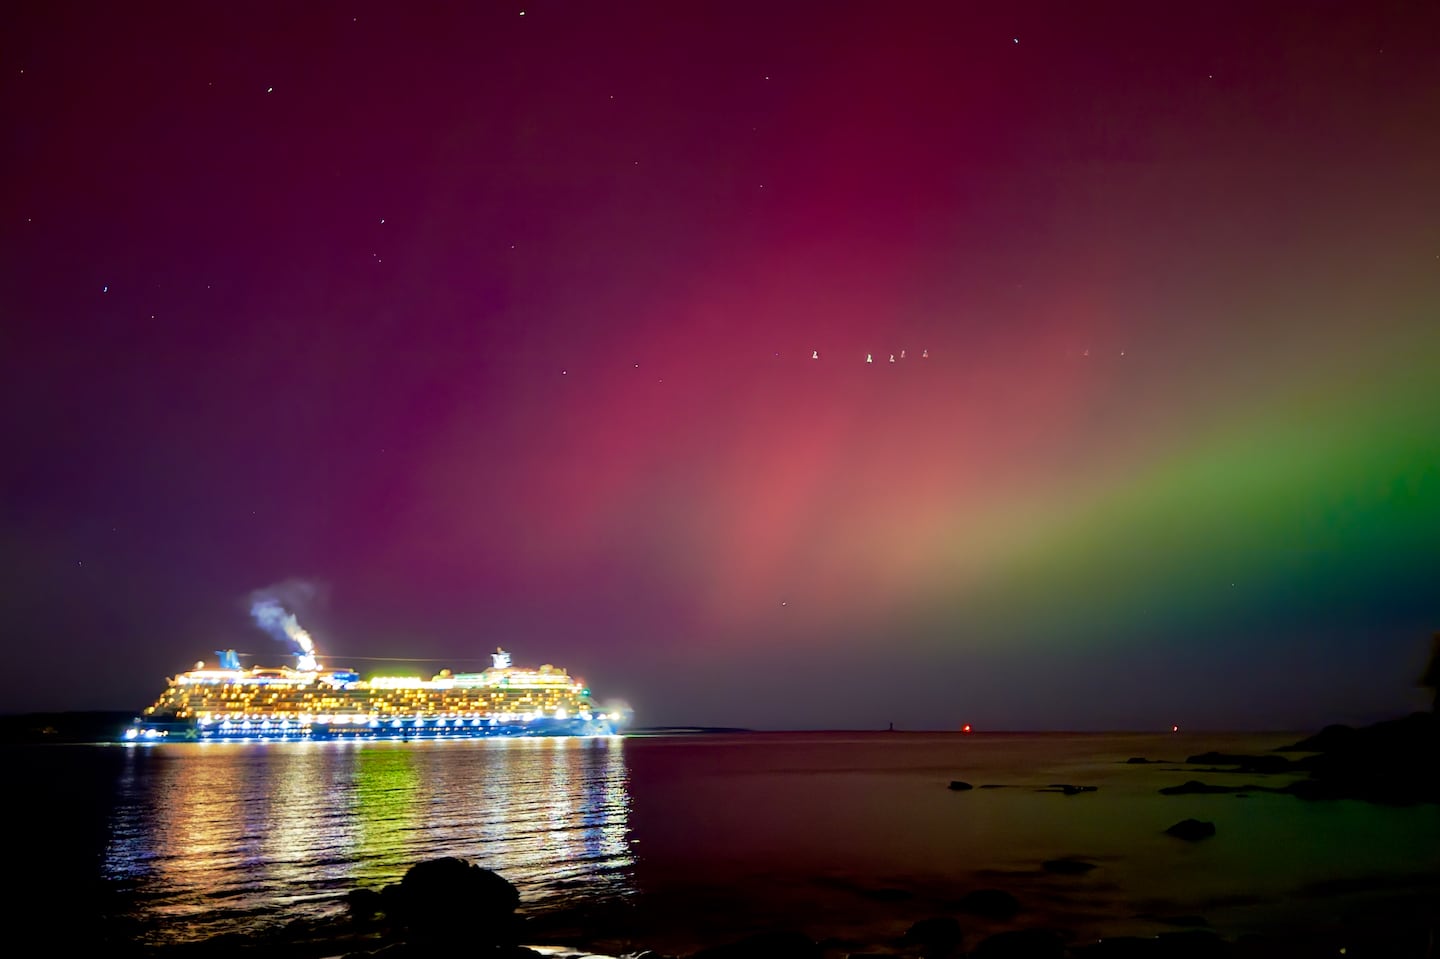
249,596,318,671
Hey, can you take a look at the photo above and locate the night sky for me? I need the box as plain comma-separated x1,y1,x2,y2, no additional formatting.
4,2,1437,729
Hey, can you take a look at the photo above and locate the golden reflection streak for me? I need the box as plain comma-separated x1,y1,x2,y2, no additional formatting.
104,737,633,939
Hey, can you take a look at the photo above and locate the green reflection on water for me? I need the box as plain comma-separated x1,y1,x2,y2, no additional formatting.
103,737,635,943
351,744,422,882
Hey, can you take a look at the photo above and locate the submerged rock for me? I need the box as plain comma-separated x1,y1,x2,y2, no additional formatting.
948,780,974,791
1165,819,1216,841
1184,752,1292,774
1159,780,1264,796
1041,783,1098,795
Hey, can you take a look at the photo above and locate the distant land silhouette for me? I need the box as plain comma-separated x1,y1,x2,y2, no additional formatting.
0,710,135,744
627,726,753,735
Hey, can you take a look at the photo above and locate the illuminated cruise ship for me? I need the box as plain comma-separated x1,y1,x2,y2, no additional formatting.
126,647,624,742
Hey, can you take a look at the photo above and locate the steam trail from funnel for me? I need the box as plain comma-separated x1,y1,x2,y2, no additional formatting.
250,597,319,672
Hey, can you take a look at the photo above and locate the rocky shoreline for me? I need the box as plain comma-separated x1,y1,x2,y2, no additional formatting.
97,851,1438,959
1149,712,1439,805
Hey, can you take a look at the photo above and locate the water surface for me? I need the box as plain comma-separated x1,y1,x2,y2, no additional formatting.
14,731,1440,951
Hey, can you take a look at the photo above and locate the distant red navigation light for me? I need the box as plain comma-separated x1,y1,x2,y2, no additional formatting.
961,723,973,734
1171,725,1179,733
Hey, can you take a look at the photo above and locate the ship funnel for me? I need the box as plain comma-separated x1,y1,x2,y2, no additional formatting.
249,596,319,671
492,648,512,669
216,649,241,671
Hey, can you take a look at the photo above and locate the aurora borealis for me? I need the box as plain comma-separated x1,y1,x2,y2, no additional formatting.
4,2,1437,727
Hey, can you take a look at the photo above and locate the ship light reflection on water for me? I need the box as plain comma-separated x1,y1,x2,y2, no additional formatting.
104,737,634,942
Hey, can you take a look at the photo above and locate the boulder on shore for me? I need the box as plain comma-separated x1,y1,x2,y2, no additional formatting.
346,887,384,923
388,857,520,947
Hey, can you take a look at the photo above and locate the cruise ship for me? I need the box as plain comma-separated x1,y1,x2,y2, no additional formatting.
126,646,624,742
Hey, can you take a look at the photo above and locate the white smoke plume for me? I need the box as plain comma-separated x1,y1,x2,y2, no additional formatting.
248,580,324,671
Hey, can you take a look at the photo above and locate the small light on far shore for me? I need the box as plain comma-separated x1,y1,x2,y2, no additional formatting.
962,723,973,734
1172,724,1180,733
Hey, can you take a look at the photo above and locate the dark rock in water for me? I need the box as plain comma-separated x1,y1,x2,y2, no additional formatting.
346,887,384,923
903,916,964,953
956,888,1021,920
948,780,974,791
1184,752,1292,774
1125,757,1161,764
689,930,820,959
1277,723,1358,753
1042,783,1098,795
971,928,1064,958
1041,857,1097,875
1165,818,1216,840
1280,712,1439,804
1159,780,1263,796
389,857,520,946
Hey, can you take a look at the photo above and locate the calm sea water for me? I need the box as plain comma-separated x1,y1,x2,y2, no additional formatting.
12,732,1440,952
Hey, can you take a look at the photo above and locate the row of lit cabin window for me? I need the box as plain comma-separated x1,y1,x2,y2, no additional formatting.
171,691,581,706
162,695,588,716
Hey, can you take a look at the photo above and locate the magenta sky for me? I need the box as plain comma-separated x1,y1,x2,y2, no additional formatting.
4,2,1438,728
